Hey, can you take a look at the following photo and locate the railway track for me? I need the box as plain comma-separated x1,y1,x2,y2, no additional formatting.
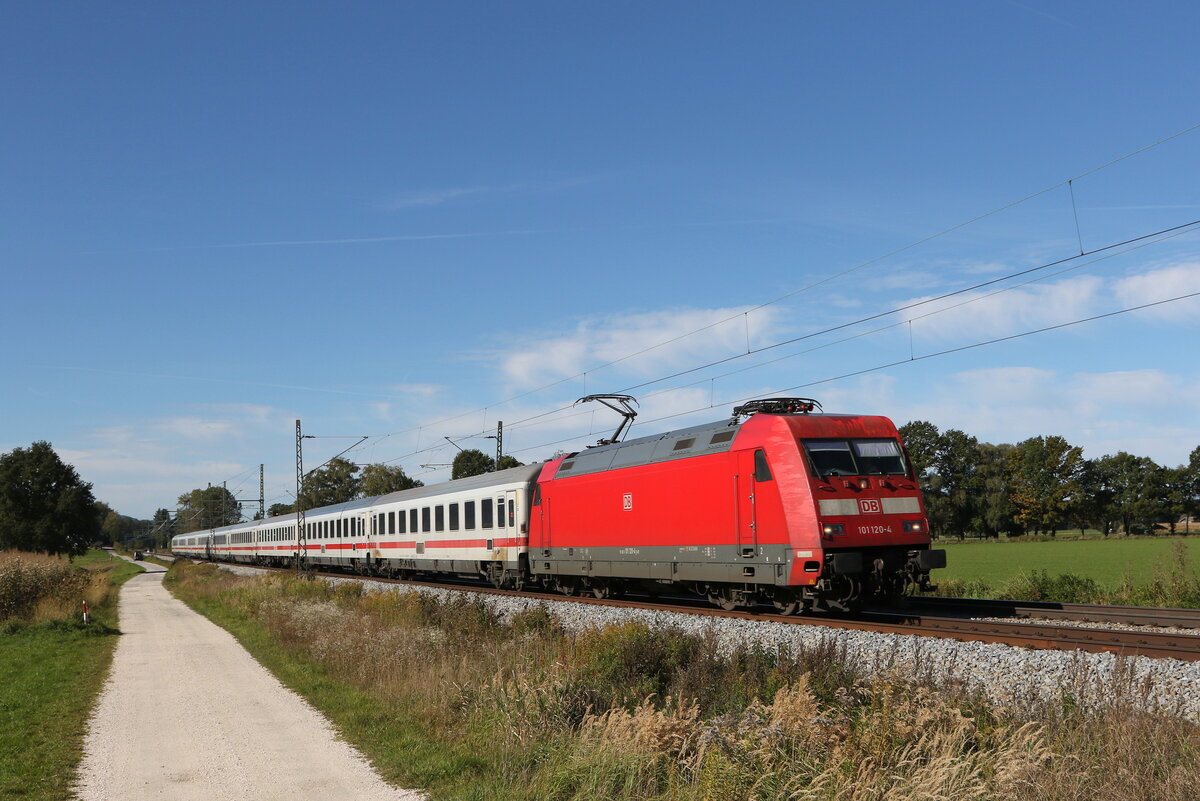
899,596,1200,629
205,561,1200,662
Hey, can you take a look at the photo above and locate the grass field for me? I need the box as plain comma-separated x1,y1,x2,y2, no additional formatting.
0,550,143,800
930,536,1200,605
935,536,1200,588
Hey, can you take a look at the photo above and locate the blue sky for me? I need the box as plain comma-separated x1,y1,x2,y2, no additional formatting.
3,1,1198,518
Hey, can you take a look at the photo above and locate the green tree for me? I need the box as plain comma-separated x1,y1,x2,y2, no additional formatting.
1091,452,1164,534
932,429,982,539
267,502,294,518
0,441,100,557
1008,435,1085,536
1186,446,1200,528
898,421,940,490
300,456,360,509
496,455,524,471
96,501,131,547
175,485,242,532
974,442,1019,538
150,508,174,548
359,463,423,497
898,422,979,539
452,449,494,479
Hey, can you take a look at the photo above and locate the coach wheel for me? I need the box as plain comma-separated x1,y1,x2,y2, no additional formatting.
557,578,580,596
589,580,613,600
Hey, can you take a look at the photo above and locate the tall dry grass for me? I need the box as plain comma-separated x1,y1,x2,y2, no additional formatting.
0,551,104,625
169,562,1200,801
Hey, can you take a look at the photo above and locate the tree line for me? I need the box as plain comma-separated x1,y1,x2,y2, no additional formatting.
899,421,1200,539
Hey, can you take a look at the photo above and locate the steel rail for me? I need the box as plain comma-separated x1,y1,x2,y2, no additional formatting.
898,596,1200,629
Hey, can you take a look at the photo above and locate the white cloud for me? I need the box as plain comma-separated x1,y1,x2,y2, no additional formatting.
901,276,1104,342
498,305,786,391
1112,262,1200,322
891,366,1200,466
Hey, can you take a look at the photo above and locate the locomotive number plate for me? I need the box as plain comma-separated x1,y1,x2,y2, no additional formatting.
858,524,894,535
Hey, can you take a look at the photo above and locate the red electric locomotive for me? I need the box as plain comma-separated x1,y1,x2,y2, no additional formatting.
528,398,944,612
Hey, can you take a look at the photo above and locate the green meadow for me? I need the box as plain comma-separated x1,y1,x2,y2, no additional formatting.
935,536,1200,588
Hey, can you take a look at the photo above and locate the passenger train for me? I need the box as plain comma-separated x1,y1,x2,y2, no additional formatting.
172,398,945,613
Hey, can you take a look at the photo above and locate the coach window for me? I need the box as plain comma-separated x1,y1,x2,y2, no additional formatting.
435,505,445,532
449,503,459,531
464,500,476,530
398,509,406,534
482,498,494,529
387,511,395,535
422,507,431,533
754,449,773,482
508,499,515,528
410,508,418,533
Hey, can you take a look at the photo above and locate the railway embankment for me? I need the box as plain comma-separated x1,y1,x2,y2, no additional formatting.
170,559,1200,801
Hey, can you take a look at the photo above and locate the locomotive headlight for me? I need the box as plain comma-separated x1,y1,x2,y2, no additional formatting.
903,520,925,533
821,523,845,536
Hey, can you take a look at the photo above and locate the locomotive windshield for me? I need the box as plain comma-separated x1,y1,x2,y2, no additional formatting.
802,438,907,478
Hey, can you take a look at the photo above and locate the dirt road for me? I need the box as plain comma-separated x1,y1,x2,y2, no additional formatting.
74,561,423,800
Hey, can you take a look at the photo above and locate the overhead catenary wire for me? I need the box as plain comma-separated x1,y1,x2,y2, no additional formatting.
415,216,1200,448
496,289,1200,460
371,214,1199,473
359,122,1200,447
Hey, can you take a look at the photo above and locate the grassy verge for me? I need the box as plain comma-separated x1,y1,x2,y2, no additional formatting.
0,550,143,800
167,561,1200,801
931,538,1200,605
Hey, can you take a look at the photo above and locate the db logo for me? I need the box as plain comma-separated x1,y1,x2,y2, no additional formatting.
858,498,882,514
622,493,633,511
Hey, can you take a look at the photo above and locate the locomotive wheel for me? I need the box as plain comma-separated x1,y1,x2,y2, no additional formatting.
772,598,800,615
708,590,738,611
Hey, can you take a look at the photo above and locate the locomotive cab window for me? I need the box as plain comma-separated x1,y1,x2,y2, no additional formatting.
802,438,907,478
753,449,773,482
852,439,907,475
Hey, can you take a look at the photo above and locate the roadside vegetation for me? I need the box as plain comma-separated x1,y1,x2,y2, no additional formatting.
168,560,1200,801
0,549,142,800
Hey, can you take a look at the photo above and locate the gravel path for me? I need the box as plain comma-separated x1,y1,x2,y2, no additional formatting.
74,560,424,801
219,564,1200,722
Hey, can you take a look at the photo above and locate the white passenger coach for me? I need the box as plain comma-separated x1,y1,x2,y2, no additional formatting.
171,463,542,588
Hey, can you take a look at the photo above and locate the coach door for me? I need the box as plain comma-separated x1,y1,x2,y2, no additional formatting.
506,490,519,541
736,450,760,558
